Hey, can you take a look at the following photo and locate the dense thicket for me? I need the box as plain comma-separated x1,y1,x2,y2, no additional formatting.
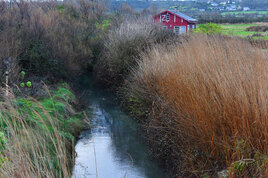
0,0,106,87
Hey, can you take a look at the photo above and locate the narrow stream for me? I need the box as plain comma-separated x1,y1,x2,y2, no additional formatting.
72,77,167,178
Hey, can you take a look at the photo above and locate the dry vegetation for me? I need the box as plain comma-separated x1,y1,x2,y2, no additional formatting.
0,0,106,84
94,17,177,87
123,34,268,176
249,38,268,49
0,1,105,177
1,1,268,177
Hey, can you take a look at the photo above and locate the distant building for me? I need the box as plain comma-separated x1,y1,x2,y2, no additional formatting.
243,7,250,11
153,10,198,34
211,2,218,6
226,7,236,11
230,5,236,8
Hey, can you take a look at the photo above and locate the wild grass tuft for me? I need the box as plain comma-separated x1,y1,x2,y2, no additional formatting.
0,85,86,177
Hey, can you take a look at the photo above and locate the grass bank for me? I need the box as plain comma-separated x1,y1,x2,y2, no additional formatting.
0,84,87,177
221,23,268,40
221,11,268,17
121,34,268,176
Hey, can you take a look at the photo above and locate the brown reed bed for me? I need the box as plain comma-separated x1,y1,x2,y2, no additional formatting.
123,34,268,176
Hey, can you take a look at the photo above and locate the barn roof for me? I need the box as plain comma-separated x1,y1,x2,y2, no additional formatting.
169,11,198,22
154,10,198,23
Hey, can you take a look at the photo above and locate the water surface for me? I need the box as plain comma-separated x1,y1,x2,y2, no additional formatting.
72,79,167,178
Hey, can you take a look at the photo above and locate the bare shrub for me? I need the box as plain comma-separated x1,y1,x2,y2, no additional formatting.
95,17,177,87
124,34,268,176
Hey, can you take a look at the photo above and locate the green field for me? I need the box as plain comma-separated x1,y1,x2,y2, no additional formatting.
221,23,268,40
221,11,268,16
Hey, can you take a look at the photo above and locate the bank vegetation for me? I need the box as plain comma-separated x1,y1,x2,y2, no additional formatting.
0,0,267,177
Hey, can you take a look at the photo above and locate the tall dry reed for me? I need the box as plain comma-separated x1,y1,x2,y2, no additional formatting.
124,34,268,176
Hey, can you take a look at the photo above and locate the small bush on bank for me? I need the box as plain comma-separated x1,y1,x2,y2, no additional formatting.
19,40,62,76
0,84,86,177
123,34,268,176
94,17,177,87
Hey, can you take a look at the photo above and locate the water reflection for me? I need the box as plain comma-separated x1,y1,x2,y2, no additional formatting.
72,81,167,178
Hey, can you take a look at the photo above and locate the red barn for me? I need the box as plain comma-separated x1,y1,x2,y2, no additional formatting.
153,10,198,34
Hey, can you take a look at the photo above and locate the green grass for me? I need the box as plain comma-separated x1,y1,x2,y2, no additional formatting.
220,24,268,40
221,11,268,16
15,84,85,140
0,84,87,176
